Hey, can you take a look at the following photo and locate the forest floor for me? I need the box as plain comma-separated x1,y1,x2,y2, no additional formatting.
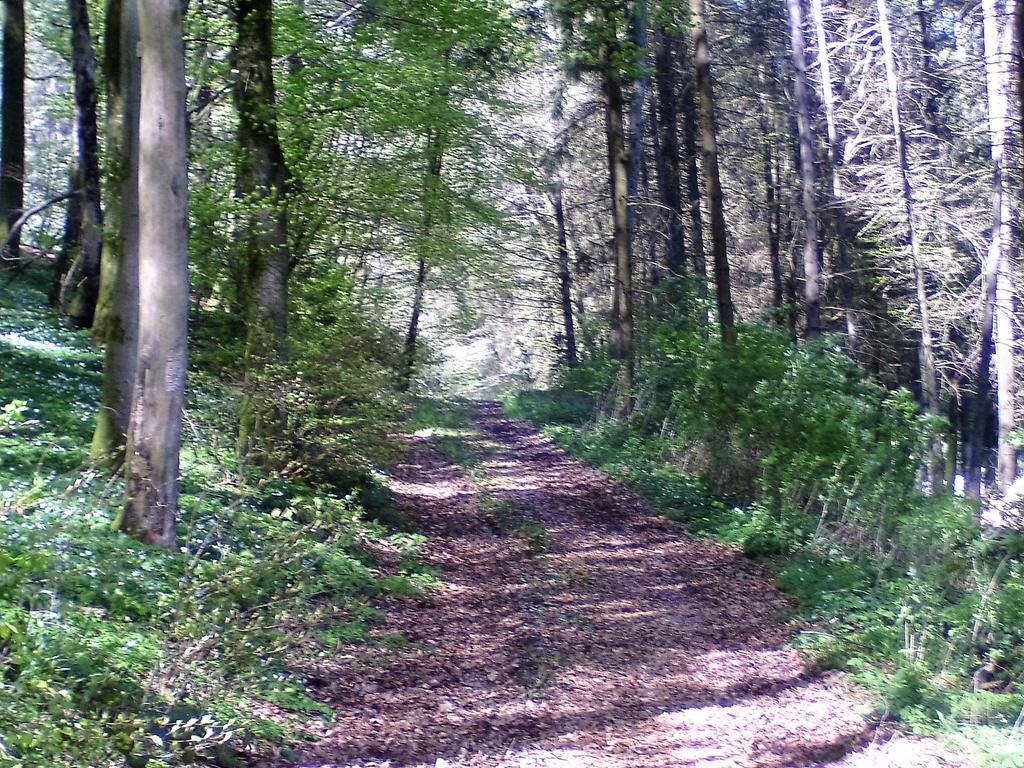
270,403,971,768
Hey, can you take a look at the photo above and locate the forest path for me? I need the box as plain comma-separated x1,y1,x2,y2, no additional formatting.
280,403,965,768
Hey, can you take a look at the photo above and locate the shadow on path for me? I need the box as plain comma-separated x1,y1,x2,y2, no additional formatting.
267,403,966,768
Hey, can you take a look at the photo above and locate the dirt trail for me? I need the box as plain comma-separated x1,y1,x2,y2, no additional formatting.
278,403,968,768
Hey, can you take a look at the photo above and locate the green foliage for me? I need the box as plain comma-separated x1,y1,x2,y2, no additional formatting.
523,316,1024,742
0,271,432,767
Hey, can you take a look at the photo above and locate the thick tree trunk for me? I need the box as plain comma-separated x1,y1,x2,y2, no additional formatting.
65,0,104,329
688,0,735,345
120,0,189,549
91,0,140,466
679,36,707,308
550,183,578,367
654,25,686,279
604,64,635,400
973,0,1019,493
810,0,857,347
785,0,822,338
233,0,292,458
878,0,945,491
0,0,24,264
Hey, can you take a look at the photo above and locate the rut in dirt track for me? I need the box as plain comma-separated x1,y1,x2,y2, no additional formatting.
278,403,964,768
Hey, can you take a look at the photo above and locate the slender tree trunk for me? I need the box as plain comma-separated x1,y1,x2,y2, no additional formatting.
679,35,707,308
120,0,189,549
550,183,578,367
0,0,24,263
233,0,292,458
65,0,104,329
975,0,1019,493
401,132,445,389
401,255,427,389
811,0,857,347
91,0,140,466
758,78,783,310
877,0,945,491
654,25,687,278
627,0,648,260
785,0,822,338
604,62,635,400
688,0,735,345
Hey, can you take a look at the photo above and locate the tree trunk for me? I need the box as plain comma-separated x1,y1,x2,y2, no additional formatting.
973,0,1019,494
758,73,783,311
401,255,427,390
65,0,104,329
91,0,140,466
120,0,189,549
604,63,635,400
785,0,822,338
877,0,945,492
626,0,648,265
679,35,707,308
688,0,735,345
233,0,292,458
654,25,686,279
550,182,578,367
0,0,24,263
401,132,445,390
810,0,857,347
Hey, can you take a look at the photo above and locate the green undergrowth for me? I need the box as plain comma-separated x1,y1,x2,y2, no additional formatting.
0,269,435,767
507,317,1024,766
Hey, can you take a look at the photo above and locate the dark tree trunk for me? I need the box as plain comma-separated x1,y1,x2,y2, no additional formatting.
758,81,783,310
91,0,140,466
66,0,104,329
0,0,24,264
550,183,578,367
401,255,428,390
604,62,635,400
401,131,445,390
689,0,735,345
232,0,292,458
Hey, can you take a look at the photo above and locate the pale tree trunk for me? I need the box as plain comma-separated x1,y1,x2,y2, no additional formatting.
66,0,104,329
973,0,1019,494
626,0,648,262
680,34,707,308
877,0,945,491
91,0,140,466
120,0,189,549
0,0,24,262
233,0,292,458
550,182,578,367
604,62,635,401
810,0,857,347
785,0,822,338
654,25,687,278
689,0,735,345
